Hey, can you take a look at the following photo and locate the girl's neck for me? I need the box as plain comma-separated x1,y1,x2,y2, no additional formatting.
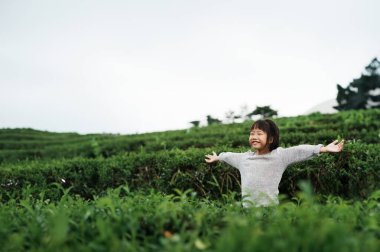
255,147,271,155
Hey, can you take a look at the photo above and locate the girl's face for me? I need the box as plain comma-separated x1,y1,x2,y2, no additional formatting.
249,128,272,151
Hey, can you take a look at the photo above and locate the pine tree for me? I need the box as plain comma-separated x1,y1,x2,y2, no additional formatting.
334,58,380,111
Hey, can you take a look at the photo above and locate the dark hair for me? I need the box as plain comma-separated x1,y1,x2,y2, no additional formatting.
250,119,280,151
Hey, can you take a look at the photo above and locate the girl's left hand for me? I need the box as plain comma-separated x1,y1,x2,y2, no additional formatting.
324,140,344,152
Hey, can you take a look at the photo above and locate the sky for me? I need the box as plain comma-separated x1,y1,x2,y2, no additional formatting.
1,0,379,134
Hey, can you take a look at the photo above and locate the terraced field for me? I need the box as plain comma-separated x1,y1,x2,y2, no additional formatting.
1,109,379,251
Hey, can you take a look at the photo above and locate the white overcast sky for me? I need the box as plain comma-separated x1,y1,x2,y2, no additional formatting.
1,0,379,134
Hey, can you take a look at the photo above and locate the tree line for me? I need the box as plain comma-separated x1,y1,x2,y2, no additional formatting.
189,105,278,127
190,57,380,128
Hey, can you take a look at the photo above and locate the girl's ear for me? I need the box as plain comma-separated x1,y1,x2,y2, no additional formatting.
269,137,273,143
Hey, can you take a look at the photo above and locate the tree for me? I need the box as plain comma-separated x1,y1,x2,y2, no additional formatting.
247,105,278,119
206,115,222,125
334,58,380,111
189,120,200,128
225,110,241,123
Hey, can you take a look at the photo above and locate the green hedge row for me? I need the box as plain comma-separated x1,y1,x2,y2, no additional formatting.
1,143,379,202
1,125,379,164
1,109,379,164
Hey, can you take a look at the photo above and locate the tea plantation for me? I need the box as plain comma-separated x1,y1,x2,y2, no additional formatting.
0,109,379,251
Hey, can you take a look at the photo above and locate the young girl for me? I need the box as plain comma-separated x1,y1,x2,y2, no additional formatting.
204,119,344,207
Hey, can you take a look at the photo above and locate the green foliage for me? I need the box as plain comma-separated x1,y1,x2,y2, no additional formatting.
247,105,278,118
0,187,379,251
0,109,380,250
1,109,380,163
0,142,379,202
335,58,380,111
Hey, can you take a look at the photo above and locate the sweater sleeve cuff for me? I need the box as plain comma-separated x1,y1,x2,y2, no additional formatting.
218,153,225,162
315,144,324,156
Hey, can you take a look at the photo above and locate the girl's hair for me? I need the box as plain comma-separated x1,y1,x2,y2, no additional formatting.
250,119,280,151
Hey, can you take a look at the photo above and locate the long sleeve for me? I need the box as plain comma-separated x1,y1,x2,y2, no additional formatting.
218,152,245,170
278,144,323,167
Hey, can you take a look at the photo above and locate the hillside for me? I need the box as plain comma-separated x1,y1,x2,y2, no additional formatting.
0,109,379,251
1,108,379,164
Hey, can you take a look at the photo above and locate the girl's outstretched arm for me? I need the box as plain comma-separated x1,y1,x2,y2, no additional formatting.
320,140,345,153
205,151,244,169
279,139,345,167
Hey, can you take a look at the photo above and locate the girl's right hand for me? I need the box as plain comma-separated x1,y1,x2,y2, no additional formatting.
205,151,219,163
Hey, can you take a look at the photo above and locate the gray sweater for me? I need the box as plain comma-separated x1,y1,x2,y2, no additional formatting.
218,144,323,207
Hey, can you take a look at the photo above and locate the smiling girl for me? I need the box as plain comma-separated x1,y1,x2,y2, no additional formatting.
204,119,344,207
